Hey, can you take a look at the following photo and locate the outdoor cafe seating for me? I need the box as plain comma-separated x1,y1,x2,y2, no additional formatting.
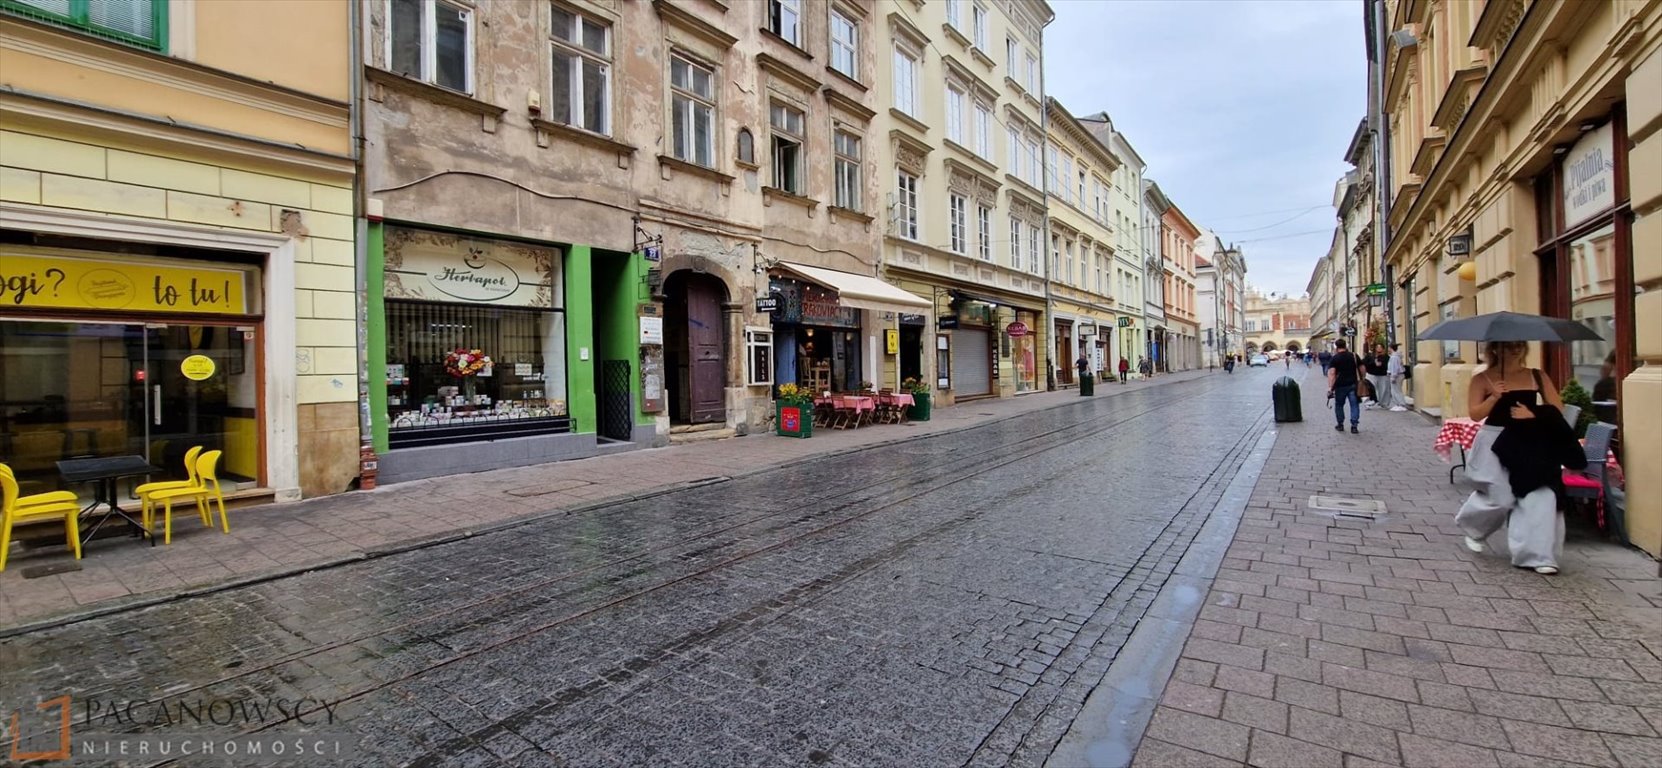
812,389,916,429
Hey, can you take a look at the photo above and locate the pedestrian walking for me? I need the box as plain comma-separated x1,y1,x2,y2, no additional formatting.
1364,344,1393,409
1386,343,1408,411
1327,340,1362,433
1118,356,1129,383
1454,341,1582,574
1318,349,1332,374
1075,351,1089,385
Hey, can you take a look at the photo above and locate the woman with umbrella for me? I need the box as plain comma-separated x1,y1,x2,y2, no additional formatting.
1425,312,1599,575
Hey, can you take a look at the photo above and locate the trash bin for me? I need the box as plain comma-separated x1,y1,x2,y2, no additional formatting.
1079,373,1094,396
1273,376,1302,423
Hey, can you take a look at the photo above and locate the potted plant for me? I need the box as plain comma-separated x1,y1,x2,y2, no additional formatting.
1559,378,1595,438
902,377,932,421
774,383,815,438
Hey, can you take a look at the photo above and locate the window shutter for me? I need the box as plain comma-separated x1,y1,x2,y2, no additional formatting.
87,0,155,39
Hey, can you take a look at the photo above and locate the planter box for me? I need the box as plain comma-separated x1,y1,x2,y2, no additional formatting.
907,392,932,421
776,401,813,438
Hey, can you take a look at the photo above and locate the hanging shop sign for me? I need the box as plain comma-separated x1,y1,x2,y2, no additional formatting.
755,296,779,313
1117,317,1133,328
1005,321,1029,337
767,278,859,328
1,252,255,315
1447,232,1472,257
384,227,560,308
1365,283,1387,296
180,354,217,381
885,329,899,355
1561,122,1614,229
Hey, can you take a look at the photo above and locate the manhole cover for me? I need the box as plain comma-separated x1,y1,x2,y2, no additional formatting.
1309,495,1386,519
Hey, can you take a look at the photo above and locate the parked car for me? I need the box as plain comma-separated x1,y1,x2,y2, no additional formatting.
1249,354,1269,367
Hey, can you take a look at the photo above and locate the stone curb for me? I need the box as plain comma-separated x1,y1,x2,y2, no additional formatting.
0,371,1213,639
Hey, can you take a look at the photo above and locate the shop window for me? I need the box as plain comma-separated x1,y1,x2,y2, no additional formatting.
670,54,716,167
549,4,610,135
389,0,472,94
2,0,165,51
1567,222,1618,397
384,301,567,439
745,327,773,386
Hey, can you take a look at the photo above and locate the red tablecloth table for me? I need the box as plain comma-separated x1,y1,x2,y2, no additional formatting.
1434,417,1621,484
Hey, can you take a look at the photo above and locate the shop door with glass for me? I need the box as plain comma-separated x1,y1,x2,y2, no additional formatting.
142,324,259,486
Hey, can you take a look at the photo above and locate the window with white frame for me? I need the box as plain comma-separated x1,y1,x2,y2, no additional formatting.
745,328,774,385
1046,145,1058,191
949,194,967,253
974,103,990,158
1050,236,1060,279
1024,52,1038,92
972,3,987,49
1060,156,1073,204
389,0,472,93
946,0,961,30
1077,170,1086,206
945,86,964,143
1009,217,1022,268
896,170,919,240
1028,225,1041,273
769,0,801,46
1006,37,1017,71
1007,126,1019,174
1027,139,1041,187
1064,239,1074,285
830,9,857,80
893,48,918,115
770,103,805,193
670,54,716,167
549,5,610,134
834,129,861,210
1096,255,1104,295
977,205,991,261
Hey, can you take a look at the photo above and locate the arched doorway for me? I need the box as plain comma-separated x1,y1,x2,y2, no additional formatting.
664,271,728,424
1286,341,1302,354
1261,341,1279,353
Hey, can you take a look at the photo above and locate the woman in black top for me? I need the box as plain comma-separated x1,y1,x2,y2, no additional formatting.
1455,341,1567,574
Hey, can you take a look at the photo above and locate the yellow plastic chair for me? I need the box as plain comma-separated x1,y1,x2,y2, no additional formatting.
137,446,204,527
144,450,228,544
2,464,83,571
0,464,79,508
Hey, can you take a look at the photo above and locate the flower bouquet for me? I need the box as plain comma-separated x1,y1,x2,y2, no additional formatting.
444,348,492,378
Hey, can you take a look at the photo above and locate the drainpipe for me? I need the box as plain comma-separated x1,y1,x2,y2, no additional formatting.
1040,93,1055,392
350,0,373,486
1370,0,1396,347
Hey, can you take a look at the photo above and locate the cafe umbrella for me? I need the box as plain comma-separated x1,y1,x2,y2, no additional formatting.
1420,311,1603,375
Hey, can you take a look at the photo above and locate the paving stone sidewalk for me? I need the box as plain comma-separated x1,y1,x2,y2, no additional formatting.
1130,369,1662,768
0,370,1208,632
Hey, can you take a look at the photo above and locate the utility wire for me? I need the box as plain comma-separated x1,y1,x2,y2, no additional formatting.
1235,228,1333,244
1213,205,1330,234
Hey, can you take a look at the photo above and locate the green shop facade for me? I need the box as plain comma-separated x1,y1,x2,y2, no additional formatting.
365,223,655,483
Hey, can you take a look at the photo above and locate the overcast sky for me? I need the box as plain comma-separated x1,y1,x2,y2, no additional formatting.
1045,0,1366,298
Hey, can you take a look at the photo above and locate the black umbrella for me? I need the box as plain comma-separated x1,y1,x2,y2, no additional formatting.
1419,311,1603,342
1420,311,1603,377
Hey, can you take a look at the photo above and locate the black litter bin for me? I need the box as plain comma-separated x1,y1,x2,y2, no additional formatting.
1273,377,1302,423
1079,373,1094,396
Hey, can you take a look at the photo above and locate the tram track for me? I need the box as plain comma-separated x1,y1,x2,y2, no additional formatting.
7,372,1263,766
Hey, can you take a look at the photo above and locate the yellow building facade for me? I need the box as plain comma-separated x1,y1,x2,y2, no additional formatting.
1380,0,1662,555
1044,99,1122,384
0,1,359,500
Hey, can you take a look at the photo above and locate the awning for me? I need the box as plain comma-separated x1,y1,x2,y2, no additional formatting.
772,262,932,314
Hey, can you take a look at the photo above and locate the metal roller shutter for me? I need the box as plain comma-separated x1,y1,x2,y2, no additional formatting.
951,328,991,397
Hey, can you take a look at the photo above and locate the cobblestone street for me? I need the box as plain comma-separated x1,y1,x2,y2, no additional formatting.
3,369,1270,767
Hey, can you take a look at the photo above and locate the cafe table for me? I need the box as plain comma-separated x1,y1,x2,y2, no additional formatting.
57,455,161,546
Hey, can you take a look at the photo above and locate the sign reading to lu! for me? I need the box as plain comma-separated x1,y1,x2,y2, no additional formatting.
1,253,252,315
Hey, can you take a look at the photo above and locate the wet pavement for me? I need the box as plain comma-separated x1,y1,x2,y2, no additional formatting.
2,370,1281,767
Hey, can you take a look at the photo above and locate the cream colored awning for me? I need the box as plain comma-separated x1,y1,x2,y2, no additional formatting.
772,262,932,314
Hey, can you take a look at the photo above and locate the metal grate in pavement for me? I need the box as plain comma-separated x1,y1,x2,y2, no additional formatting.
1309,495,1387,520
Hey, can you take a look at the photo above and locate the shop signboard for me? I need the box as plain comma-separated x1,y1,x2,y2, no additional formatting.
1562,122,1614,229
1005,321,1029,337
1,252,254,315
639,316,664,345
1117,317,1133,328
755,296,779,312
384,228,560,308
1365,283,1387,296
180,354,217,381
767,279,859,327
